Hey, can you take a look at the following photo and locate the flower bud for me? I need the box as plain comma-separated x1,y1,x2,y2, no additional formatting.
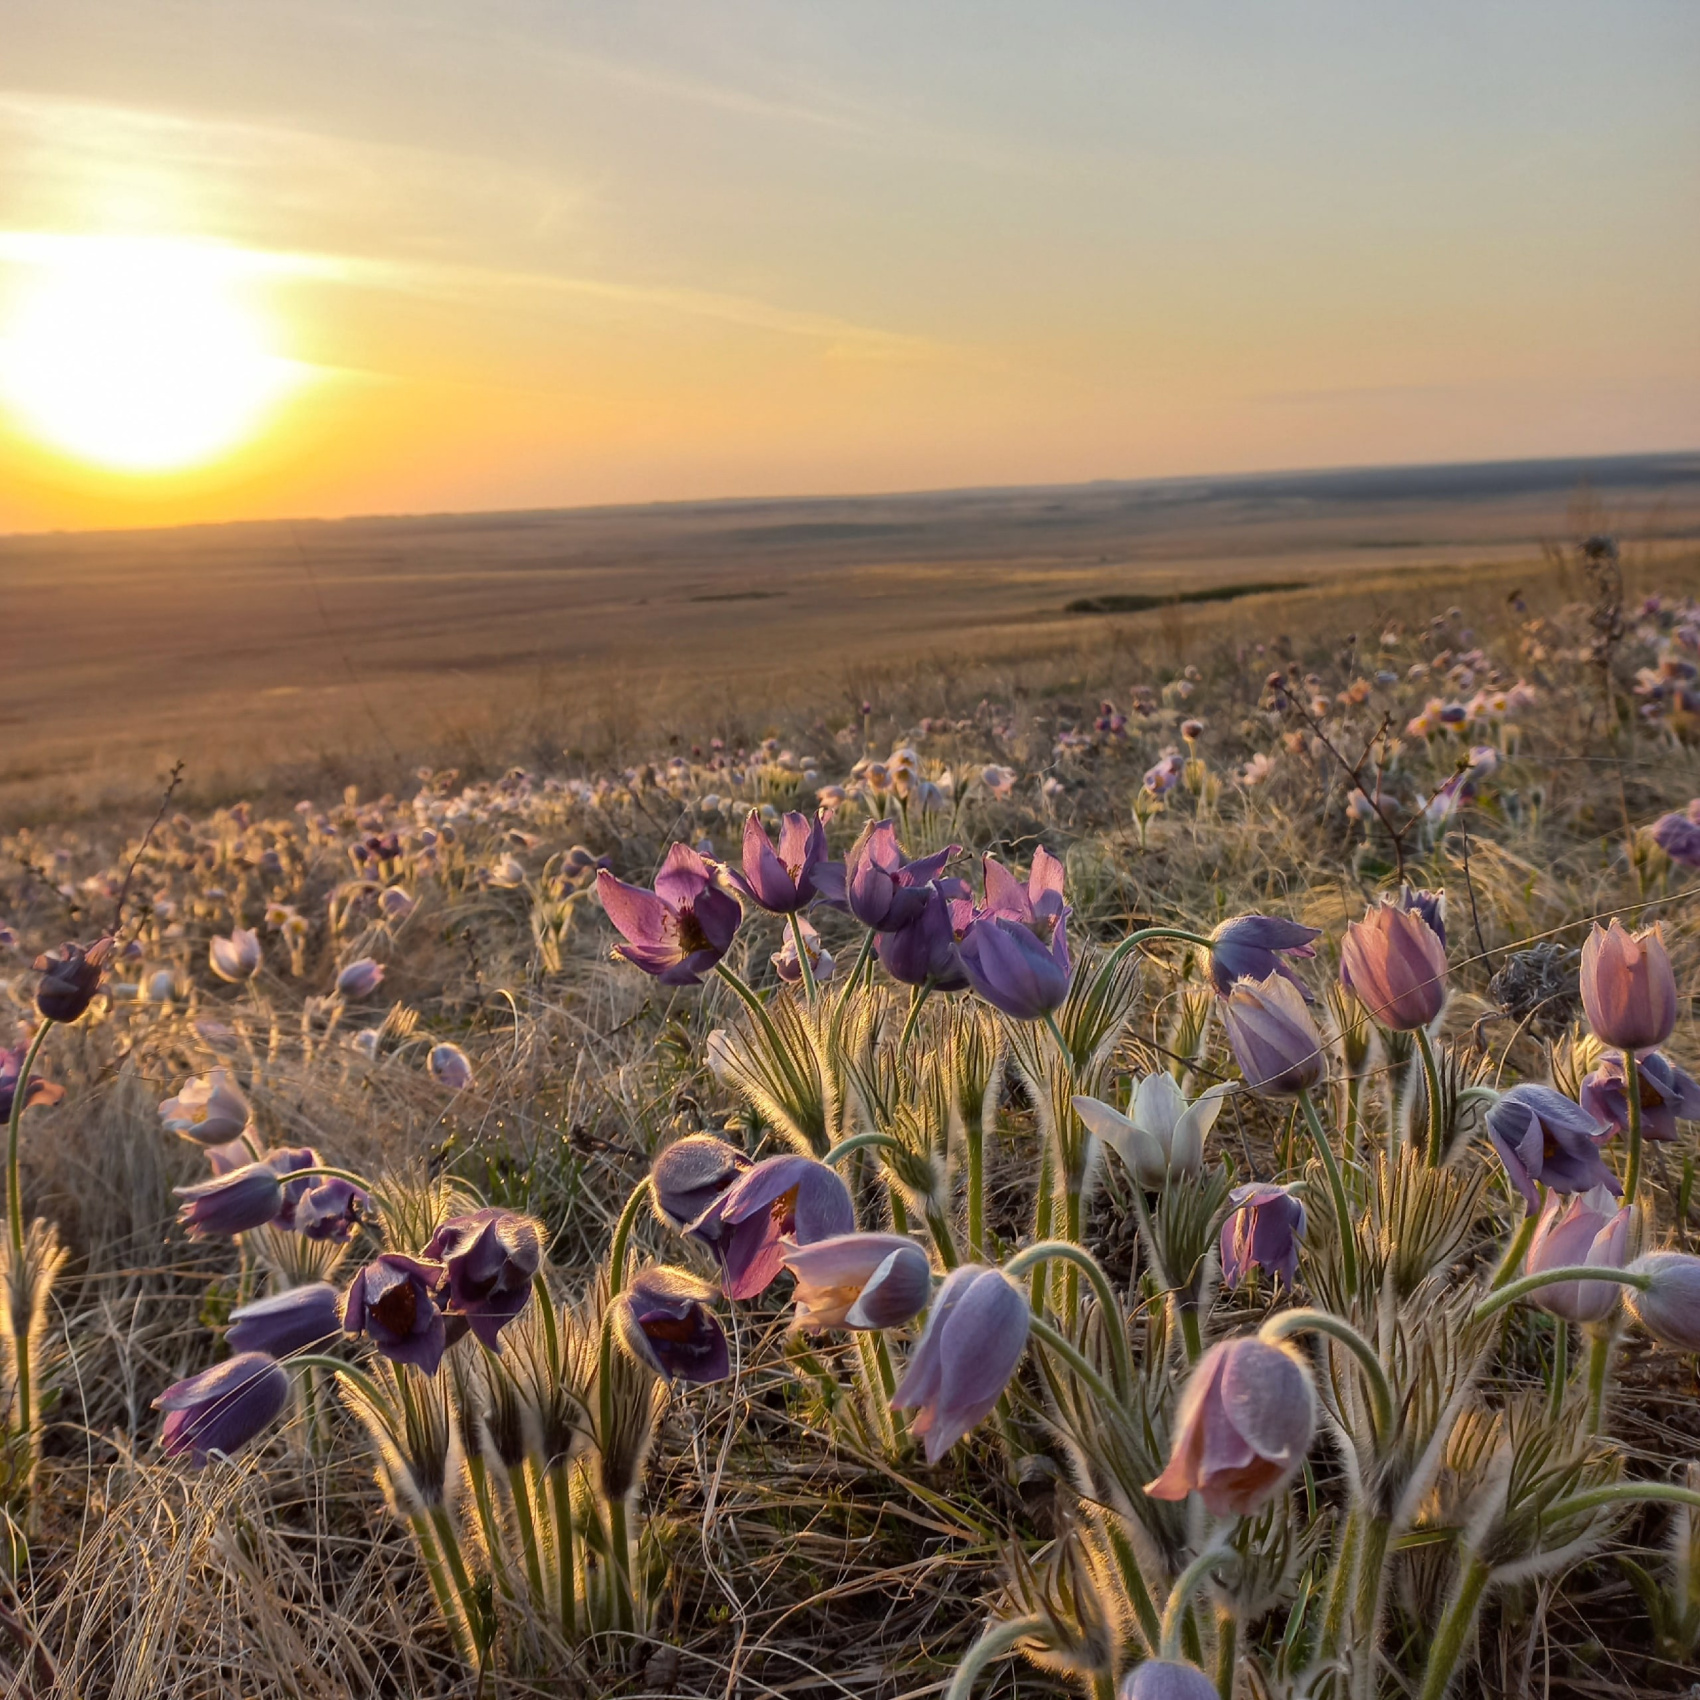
207,929,261,984
34,937,115,1019
1340,895,1448,1031
1523,1188,1632,1324
1579,919,1677,1052
156,1352,290,1465
1222,973,1326,1097
226,1282,343,1356
611,1266,729,1384
1625,1252,1700,1352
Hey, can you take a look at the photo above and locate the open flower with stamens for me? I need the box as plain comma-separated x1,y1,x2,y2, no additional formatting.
596,843,742,985
1207,914,1320,996
731,809,829,914
344,1253,449,1373
612,1265,730,1384
159,1069,250,1146
688,1154,855,1300
1580,1050,1700,1143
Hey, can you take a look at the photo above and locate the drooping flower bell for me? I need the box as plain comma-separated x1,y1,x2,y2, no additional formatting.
596,843,742,985
293,1175,368,1241
1339,891,1449,1031
428,1042,473,1091
34,936,116,1020
1207,914,1321,996
1222,973,1327,1097
957,850,1071,1021
1522,1187,1633,1324
611,1265,730,1384
1579,919,1678,1052
1486,1084,1619,1215
650,1134,753,1232
732,809,829,914
1219,1183,1306,1290
158,1069,251,1146
1145,1336,1316,1516
422,1208,542,1350
344,1252,450,1373
335,957,386,999
207,929,262,985
155,1351,290,1465
1073,1077,1231,1190
226,1282,344,1356
688,1154,855,1300
1118,1663,1220,1700
844,820,959,930
174,1155,294,1238
1650,805,1700,868
890,1264,1030,1463
779,1232,934,1331
1580,1050,1700,1143
1624,1251,1700,1352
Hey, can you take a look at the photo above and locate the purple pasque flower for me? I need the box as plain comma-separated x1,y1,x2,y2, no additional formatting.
955,850,1071,1021
1143,752,1184,796
1207,914,1321,996
422,1208,542,1350
34,936,115,1021
689,1154,854,1300
344,1252,450,1373
732,810,829,914
1579,919,1678,1053
844,820,959,930
226,1282,344,1356
155,1352,290,1465
1222,973,1327,1098
1523,1187,1633,1324
1119,1662,1219,1700
1580,1050,1700,1144
1399,885,1449,949
208,929,262,984
294,1176,369,1241
0,1034,63,1124
650,1134,753,1233
596,843,742,986
1625,1252,1700,1352
780,1232,934,1331
611,1265,730,1384
1486,1084,1619,1216
428,1042,473,1091
890,1263,1030,1463
265,1147,325,1230
1219,1183,1305,1290
1145,1336,1316,1516
1339,895,1449,1031
158,1069,250,1145
1650,803,1700,867
335,957,385,999
772,917,835,985
877,883,969,990
175,1157,291,1238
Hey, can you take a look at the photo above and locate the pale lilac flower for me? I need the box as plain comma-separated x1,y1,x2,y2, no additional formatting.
159,1069,250,1146
1219,1184,1305,1289
1208,914,1320,996
336,958,385,999
208,929,262,984
1522,1188,1633,1324
780,1233,933,1331
226,1283,343,1356
772,917,835,985
690,1155,854,1300
1625,1252,1700,1351
1580,1050,1700,1143
1222,974,1327,1097
429,1042,473,1091
890,1264,1030,1463
1580,920,1678,1052
1487,1085,1618,1215
1118,1663,1219,1700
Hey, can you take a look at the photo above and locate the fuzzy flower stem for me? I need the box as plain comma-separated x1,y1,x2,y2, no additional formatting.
944,1616,1050,1700
409,1512,477,1665
824,1130,903,1165
1159,1536,1234,1660
1215,1606,1238,1700
840,930,877,1004
1260,1308,1395,1444
429,1501,487,1661
1317,1507,1362,1665
714,961,815,1111
787,911,819,1003
546,1462,578,1641
1470,1266,1651,1324
1298,1089,1359,1293
1027,1312,1120,1409
1544,1481,1700,1521
1488,1206,1542,1290
1583,1328,1616,1435
508,1461,547,1612
1003,1241,1135,1399
1418,1553,1491,1700
1416,1027,1446,1166
899,981,934,1050
1622,1048,1645,1207
5,1017,51,1500
607,1177,651,1299
965,1111,987,1263
1093,926,1219,994
597,1321,637,1634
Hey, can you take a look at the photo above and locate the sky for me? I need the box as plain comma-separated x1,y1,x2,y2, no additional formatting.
0,0,1696,531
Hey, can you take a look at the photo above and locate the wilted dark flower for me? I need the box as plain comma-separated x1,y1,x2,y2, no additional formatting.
1487,941,1578,1039
159,1069,250,1145
1523,1188,1633,1324
1146,1336,1315,1515
1486,1084,1618,1215
34,937,115,1021
1208,914,1320,995
780,1232,933,1331
1222,973,1327,1097
226,1282,344,1356
611,1265,729,1384
690,1154,855,1300
844,820,959,930
1219,1183,1305,1289
596,843,742,985
344,1253,449,1373
731,810,829,914
891,1264,1030,1463
156,1352,290,1464
1580,1050,1700,1143
651,1133,752,1232
1579,919,1677,1052
422,1208,542,1349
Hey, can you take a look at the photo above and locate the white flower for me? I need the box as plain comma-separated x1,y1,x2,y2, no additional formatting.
1073,1075,1232,1189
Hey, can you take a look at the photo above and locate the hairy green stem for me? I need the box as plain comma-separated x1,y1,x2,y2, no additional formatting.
1003,1240,1135,1399
1317,1507,1363,1664
1583,1327,1616,1435
1298,1089,1358,1292
900,981,935,1049
1027,1312,1120,1409
1548,1321,1569,1422
410,1512,476,1664
824,1130,902,1165
6,1018,50,1503
546,1462,578,1641
1418,1553,1491,1700
1544,1481,1700,1521
607,1177,651,1298
1260,1309,1395,1444
1488,1205,1541,1290
1471,1266,1649,1324
944,1615,1049,1700
788,911,818,1003
1416,1027,1446,1166
965,1110,986,1262
508,1461,547,1611
1160,1539,1233,1660
1214,1606,1237,1700
1622,1048,1645,1207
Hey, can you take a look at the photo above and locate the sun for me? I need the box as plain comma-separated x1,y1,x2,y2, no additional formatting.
0,234,303,475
